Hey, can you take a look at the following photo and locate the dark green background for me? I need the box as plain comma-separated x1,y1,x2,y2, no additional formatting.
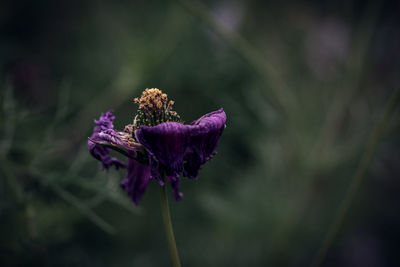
1,0,399,266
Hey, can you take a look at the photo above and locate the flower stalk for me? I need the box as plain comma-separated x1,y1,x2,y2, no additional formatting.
160,179,182,267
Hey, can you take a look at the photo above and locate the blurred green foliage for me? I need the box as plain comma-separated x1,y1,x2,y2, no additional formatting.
1,0,400,266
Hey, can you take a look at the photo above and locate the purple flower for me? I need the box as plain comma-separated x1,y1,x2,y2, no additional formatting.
88,88,226,205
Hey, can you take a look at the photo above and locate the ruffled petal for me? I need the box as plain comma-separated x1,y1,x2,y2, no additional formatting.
98,129,142,151
135,108,226,200
120,158,152,205
135,122,190,182
166,176,183,201
94,110,115,131
88,141,126,170
183,108,226,178
88,110,126,170
135,108,226,180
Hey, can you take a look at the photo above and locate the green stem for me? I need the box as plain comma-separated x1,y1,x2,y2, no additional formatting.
311,87,400,267
160,185,182,267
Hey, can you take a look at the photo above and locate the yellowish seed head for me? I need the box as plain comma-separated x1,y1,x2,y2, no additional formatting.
133,88,181,127
136,88,168,114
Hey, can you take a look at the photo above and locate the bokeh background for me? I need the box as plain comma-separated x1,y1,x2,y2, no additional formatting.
1,0,399,266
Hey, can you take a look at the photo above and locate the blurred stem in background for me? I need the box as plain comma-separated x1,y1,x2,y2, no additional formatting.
160,180,182,267
177,0,297,119
312,87,400,267
308,0,383,167
0,82,139,237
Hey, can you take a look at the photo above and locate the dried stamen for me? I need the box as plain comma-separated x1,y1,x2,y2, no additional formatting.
133,88,181,127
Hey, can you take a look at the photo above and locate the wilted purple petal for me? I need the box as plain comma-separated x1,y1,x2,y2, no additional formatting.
166,176,183,201
88,141,126,170
98,129,142,151
134,108,226,200
94,110,115,132
183,108,226,178
88,110,126,170
120,158,152,205
135,122,190,182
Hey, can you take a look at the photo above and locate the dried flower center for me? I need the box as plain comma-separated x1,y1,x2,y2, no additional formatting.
133,88,181,127
134,88,167,114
